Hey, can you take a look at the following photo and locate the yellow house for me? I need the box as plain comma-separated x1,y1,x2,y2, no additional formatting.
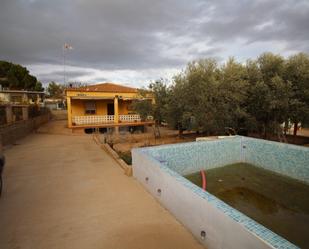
65,83,154,132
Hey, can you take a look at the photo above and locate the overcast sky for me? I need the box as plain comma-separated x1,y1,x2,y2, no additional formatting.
1,0,309,88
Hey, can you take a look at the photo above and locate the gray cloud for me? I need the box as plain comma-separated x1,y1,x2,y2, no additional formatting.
197,1,309,47
38,69,94,84
1,0,309,85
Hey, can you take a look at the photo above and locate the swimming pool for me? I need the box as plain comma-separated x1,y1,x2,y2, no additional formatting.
132,136,309,249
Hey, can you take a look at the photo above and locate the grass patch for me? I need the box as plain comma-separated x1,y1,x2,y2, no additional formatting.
118,151,132,165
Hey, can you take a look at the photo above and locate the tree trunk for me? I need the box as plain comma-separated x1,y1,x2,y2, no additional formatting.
293,122,298,143
277,124,287,143
293,122,298,136
177,122,183,137
178,129,183,136
154,123,161,138
284,120,289,135
263,123,267,139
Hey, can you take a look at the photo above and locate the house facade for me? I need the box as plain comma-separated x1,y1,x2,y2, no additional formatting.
0,90,45,125
65,83,154,131
0,89,44,105
44,98,65,110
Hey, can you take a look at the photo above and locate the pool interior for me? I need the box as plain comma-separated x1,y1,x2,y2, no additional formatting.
184,163,309,248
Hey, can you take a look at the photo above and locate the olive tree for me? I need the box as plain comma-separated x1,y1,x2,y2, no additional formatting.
284,53,309,136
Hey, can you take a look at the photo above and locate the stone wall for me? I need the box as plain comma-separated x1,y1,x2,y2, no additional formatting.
50,109,67,120
0,113,50,146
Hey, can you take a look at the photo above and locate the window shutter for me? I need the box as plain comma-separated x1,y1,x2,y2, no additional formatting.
85,101,96,114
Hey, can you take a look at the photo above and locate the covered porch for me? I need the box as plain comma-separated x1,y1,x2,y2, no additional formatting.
67,95,153,128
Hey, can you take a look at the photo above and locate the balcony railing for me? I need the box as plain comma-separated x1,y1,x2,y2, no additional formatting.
72,114,145,125
119,114,141,122
72,115,115,125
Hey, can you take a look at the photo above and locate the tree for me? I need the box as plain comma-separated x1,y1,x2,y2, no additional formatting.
131,88,153,121
65,82,89,88
47,82,64,98
24,74,38,90
183,58,222,133
258,52,285,81
34,81,44,92
0,61,42,91
149,79,169,125
132,80,170,124
218,57,249,130
165,74,188,134
246,53,290,138
134,52,309,141
284,53,309,137
165,58,235,135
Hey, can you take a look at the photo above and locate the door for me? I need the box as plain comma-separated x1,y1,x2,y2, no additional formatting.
107,103,114,115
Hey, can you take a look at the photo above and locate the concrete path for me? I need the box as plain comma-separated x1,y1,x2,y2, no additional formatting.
0,121,203,249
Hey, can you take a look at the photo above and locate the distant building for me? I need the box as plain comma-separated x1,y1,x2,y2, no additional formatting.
44,98,65,110
65,82,154,132
0,89,44,105
0,90,45,125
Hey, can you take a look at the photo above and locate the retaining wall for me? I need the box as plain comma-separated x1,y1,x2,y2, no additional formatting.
0,113,50,146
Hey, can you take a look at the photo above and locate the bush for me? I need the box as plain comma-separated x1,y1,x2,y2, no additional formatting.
118,151,132,165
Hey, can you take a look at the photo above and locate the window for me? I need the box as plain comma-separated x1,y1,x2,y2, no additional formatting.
85,101,96,114
127,102,134,111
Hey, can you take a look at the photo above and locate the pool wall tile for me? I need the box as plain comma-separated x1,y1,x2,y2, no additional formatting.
242,137,309,183
144,137,242,175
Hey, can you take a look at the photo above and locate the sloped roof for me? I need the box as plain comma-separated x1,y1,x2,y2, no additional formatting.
68,83,138,93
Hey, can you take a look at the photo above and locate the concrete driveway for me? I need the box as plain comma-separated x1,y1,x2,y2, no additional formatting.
0,121,203,249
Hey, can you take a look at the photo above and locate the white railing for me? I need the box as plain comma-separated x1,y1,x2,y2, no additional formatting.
119,114,141,122
72,115,114,125
72,114,150,125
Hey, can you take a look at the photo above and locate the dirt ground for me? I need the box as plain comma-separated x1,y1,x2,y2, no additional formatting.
108,127,309,153
102,127,210,153
298,128,309,137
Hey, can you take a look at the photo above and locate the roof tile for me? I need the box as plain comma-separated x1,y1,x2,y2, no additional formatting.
68,83,138,93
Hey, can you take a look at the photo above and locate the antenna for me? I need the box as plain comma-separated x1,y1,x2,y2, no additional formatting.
63,43,73,85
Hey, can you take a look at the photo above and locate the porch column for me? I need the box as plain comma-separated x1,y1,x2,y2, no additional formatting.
114,96,119,123
36,94,39,104
67,97,72,128
5,105,13,124
22,106,29,121
36,94,41,109
22,93,28,103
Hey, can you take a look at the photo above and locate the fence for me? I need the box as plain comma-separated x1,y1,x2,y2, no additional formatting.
72,115,115,125
0,113,50,146
119,114,141,122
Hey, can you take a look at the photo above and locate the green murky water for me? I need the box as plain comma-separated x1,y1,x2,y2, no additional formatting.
185,163,309,248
